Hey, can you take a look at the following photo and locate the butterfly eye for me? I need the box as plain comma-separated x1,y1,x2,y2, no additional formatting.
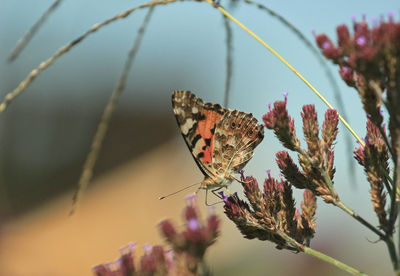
231,122,236,128
249,130,253,135
237,124,241,128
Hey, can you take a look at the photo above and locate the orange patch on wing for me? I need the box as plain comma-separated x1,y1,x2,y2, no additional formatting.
196,110,223,164
202,146,212,163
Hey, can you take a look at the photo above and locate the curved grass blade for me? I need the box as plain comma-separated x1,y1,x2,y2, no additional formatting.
8,0,64,62
70,7,155,215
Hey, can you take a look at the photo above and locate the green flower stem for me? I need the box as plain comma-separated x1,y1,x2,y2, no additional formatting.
385,235,399,272
321,167,400,271
277,231,368,276
336,200,400,273
319,168,386,239
334,200,385,239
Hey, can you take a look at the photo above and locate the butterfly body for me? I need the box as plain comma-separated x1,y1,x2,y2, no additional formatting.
172,91,264,190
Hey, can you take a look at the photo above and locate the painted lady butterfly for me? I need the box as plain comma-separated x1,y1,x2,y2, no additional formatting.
172,90,264,192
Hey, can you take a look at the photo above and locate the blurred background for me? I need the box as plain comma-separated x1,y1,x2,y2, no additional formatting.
0,0,399,275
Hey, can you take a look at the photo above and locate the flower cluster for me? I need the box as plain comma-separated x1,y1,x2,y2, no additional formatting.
93,197,220,276
316,15,398,237
222,173,316,251
263,97,339,204
93,243,172,276
159,196,220,274
315,15,400,160
354,120,391,232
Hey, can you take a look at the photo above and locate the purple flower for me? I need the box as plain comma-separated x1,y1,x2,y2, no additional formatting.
362,13,367,21
239,169,245,180
322,41,331,49
218,191,228,202
166,250,174,263
188,218,199,230
356,36,367,46
144,243,152,253
185,193,196,206
342,66,350,74
311,29,316,36
120,242,136,254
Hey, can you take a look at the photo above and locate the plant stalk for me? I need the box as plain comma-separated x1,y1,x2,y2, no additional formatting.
278,231,368,276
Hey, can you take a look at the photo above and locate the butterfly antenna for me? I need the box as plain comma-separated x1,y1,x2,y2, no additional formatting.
159,182,201,200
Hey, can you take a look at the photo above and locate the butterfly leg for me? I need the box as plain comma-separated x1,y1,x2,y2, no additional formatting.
204,188,224,206
231,175,250,185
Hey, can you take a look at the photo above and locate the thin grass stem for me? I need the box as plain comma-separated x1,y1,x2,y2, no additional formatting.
222,15,233,107
205,0,364,146
0,0,182,114
8,0,64,62
277,230,368,276
70,7,155,215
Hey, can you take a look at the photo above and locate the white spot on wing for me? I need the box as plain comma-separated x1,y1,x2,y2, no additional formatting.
192,107,198,113
181,118,195,135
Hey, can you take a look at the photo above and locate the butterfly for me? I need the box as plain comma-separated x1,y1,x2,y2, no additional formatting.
172,90,264,193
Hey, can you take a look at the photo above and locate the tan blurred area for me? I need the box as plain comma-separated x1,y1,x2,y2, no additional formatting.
0,139,343,276
0,139,202,276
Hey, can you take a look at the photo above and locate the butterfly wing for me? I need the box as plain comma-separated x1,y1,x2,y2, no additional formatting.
212,109,264,176
172,90,227,178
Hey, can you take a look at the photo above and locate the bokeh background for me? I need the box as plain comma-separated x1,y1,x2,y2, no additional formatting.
0,0,399,275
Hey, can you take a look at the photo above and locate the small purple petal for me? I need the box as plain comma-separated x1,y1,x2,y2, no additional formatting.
351,14,357,21
266,102,272,110
342,66,351,74
114,258,123,267
371,17,378,26
311,29,316,36
362,13,366,21
356,36,367,46
188,218,199,230
185,193,196,205
322,41,331,50
266,169,271,176
382,122,386,129
283,91,289,98
166,250,174,262
222,195,229,202
120,243,136,254
144,243,152,253
233,192,238,198
238,169,245,180
380,109,384,116
218,191,225,198
388,11,394,20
